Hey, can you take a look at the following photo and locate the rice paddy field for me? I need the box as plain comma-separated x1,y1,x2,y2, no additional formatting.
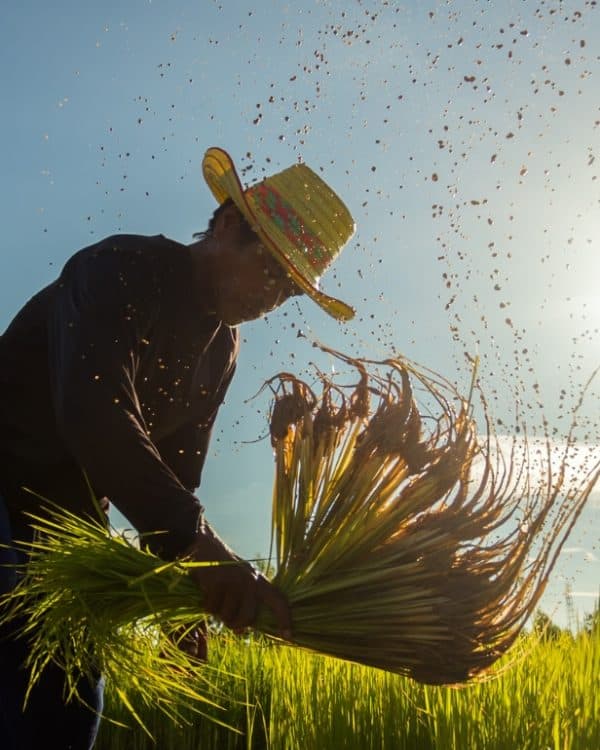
95,629,599,750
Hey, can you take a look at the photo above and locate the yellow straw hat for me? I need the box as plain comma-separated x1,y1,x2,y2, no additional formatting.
202,147,356,321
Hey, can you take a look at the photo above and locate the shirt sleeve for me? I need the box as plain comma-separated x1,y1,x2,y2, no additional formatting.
156,326,239,492
47,242,202,559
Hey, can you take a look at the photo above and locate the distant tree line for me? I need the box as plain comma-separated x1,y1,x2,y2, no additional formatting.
532,595,600,639
582,598,600,635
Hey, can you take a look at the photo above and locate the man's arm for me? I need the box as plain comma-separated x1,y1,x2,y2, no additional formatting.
47,243,202,558
155,421,213,493
155,324,239,492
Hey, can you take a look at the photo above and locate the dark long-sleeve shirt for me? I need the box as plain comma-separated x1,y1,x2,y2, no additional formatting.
0,234,239,558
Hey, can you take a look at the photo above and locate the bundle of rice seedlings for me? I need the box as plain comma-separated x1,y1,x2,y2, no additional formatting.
1,345,598,728
256,345,599,684
0,509,239,735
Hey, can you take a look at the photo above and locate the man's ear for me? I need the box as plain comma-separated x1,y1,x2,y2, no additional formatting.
214,202,244,236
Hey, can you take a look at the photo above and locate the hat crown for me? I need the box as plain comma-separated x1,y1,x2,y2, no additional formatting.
246,165,354,286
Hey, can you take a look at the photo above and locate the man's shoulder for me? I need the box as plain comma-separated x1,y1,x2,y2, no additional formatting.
82,233,185,254
63,233,188,276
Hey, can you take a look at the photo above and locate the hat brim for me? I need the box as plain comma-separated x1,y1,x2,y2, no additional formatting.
202,147,355,321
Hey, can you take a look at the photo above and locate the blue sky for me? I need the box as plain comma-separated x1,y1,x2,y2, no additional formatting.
1,0,598,627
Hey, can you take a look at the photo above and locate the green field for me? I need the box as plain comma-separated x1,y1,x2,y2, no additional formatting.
95,629,599,750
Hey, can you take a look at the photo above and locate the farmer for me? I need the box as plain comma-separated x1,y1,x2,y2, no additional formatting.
0,147,355,749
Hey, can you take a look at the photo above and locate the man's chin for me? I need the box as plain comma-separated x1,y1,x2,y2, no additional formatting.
220,309,257,326
219,298,286,325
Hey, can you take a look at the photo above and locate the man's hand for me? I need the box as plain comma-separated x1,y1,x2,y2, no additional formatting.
170,622,208,661
162,621,209,663
184,520,292,639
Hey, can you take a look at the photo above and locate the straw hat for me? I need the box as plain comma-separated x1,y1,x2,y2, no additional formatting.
202,147,356,321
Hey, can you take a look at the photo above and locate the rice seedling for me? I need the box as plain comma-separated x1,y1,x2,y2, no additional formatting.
1,344,598,731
